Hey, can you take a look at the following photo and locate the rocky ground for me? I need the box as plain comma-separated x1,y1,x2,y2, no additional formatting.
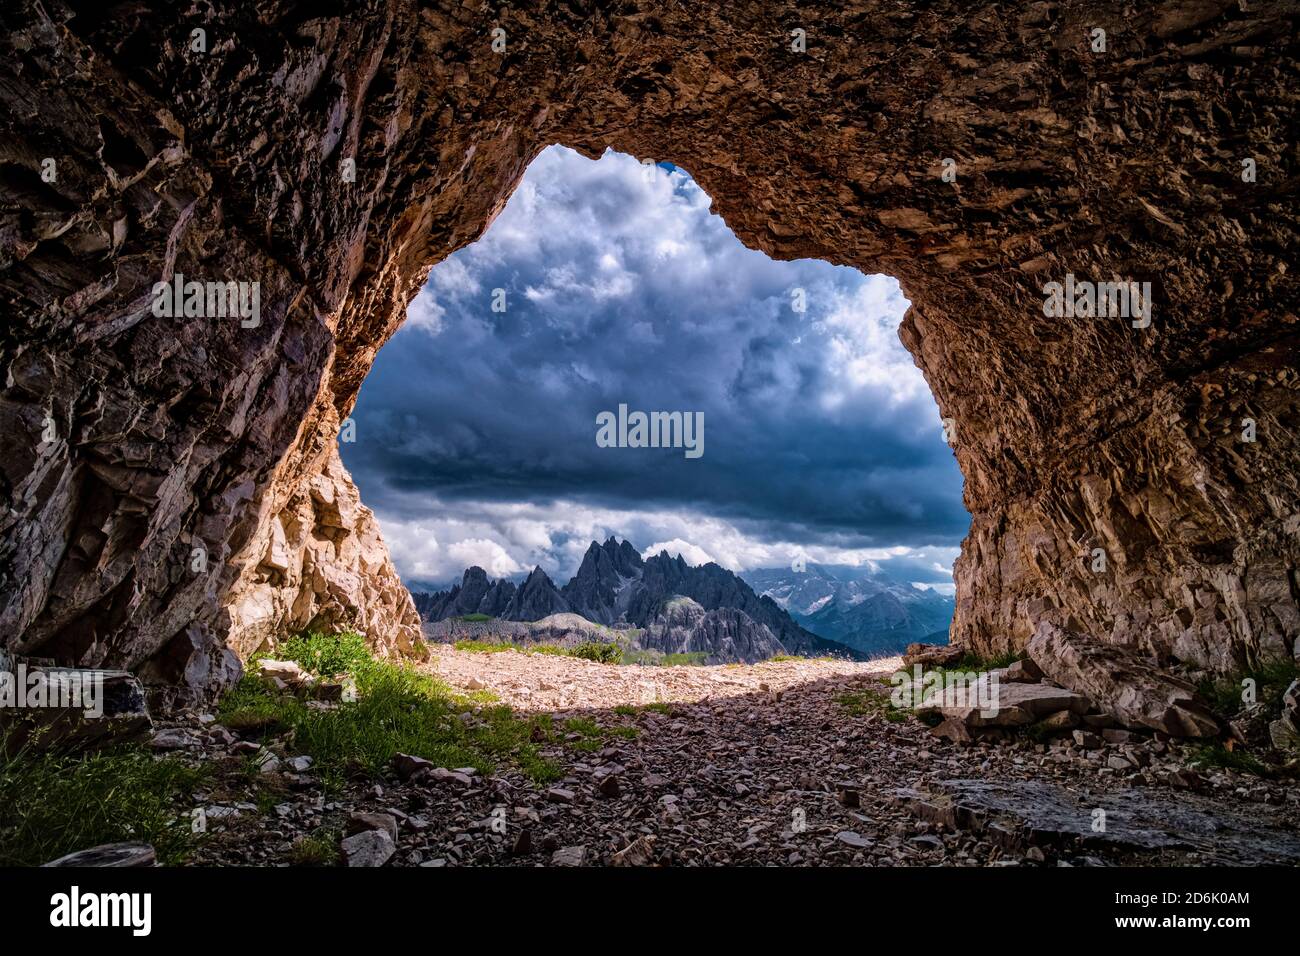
179,648,1300,868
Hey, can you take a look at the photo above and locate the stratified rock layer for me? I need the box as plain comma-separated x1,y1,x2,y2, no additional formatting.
1026,621,1221,737
0,1,1297,698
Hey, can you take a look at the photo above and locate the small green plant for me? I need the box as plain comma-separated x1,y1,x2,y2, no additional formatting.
517,749,564,784
570,642,622,664
563,717,602,737
836,688,909,723
289,827,340,866
455,613,494,622
1197,658,1299,722
1189,743,1272,777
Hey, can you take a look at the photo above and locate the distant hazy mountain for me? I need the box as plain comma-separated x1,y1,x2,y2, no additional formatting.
409,537,864,661
740,563,954,656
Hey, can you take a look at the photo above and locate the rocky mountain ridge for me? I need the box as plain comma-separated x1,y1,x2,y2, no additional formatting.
413,538,864,661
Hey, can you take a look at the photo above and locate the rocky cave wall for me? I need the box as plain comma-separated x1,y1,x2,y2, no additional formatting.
0,0,1296,701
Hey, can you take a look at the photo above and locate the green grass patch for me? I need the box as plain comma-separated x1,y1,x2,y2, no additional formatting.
1197,658,1299,722
273,630,371,677
220,631,559,791
554,716,640,752
1189,743,1272,777
0,744,206,866
453,639,515,654
452,638,620,663
563,717,602,737
454,613,494,622
836,688,910,723
289,827,340,867
570,642,622,664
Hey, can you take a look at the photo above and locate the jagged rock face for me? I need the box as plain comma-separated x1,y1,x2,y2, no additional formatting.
640,596,786,664
222,446,423,664
507,568,571,621
561,538,646,623
416,567,517,620
414,565,568,621
0,1,1296,697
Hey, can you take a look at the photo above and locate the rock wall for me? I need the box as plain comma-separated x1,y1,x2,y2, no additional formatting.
1,1,1296,699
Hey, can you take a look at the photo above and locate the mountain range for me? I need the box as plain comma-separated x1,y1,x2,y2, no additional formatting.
739,563,954,656
410,537,866,662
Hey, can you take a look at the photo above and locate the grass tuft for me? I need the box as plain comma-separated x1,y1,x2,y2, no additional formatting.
221,631,561,790
0,744,206,866
289,827,340,866
1197,658,1299,723
836,688,910,723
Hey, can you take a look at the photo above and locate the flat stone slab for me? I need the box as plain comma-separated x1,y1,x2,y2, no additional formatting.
43,843,157,867
893,779,1300,865
916,678,1091,726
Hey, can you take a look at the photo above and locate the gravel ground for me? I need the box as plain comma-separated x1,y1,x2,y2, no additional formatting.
189,648,1300,867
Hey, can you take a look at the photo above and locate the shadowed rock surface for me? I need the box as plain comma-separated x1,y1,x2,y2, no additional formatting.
0,1,1297,698
1028,621,1222,737
894,778,1300,864
638,596,787,664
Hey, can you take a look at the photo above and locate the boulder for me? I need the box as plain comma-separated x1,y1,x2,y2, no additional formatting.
1003,659,1044,683
148,728,202,750
930,717,974,743
346,812,399,843
1268,679,1300,751
892,779,1300,864
903,643,965,668
916,676,1090,728
1072,730,1103,749
835,831,872,849
1026,622,1221,737
392,752,435,780
551,845,587,866
258,659,313,689
1,665,152,754
340,829,395,867
612,836,655,866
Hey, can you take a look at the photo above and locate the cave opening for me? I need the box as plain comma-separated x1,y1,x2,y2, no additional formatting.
339,145,969,663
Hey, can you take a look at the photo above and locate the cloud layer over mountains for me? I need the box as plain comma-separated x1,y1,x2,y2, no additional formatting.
341,146,967,585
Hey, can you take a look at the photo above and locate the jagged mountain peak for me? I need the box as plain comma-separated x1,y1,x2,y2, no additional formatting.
410,538,865,661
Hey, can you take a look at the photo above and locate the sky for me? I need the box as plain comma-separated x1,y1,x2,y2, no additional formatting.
340,146,967,590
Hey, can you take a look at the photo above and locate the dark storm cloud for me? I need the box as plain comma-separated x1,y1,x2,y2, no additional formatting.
340,146,967,582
